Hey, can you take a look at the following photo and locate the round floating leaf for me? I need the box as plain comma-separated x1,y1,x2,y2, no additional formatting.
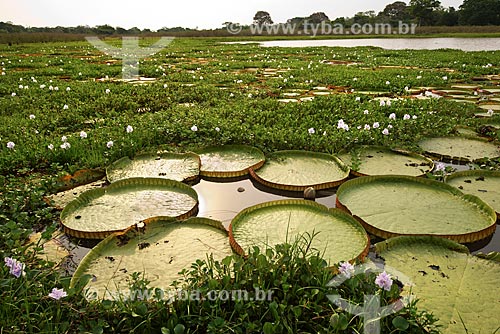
70,217,232,300
195,145,265,178
445,170,500,218
250,150,350,191
61,178,198,239
106,152,200,183
229,200,369,265
375,236,500,334
338,146,433,177
418,136,500,164
336,175,497,243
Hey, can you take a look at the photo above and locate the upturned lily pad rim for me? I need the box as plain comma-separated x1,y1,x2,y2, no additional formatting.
336,175,497,243
418,135,500,165
340,145,434,177
106,152,201,183
194,145,265,178
445,169,500,219
228,199,370,263
249,150,350,191
60,177,199,239
374,235,470,255
69,217,228,293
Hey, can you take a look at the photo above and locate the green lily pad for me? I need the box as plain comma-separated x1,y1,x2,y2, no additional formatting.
445,170,500,218
70,217,232,300
229,200,369,265
478,104,500,111
61,178,198,239
196,145,265,178
336,175,497,243
375,236,500,334
250,150,350,191
106,152,200,183
418,136,500,164
338,146,433,177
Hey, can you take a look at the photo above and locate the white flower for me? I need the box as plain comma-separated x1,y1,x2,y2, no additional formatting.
389,113,396,120
40,84,46,89
248,93,253,98
105,89,110,94
364,124,371,130
54,86,59,91
61,136,67,142
60,142,71,150
403,114,411,120
404,86,410,91
106,141,114,148
385,81,390,85
442,76,448,81
63,104,69,110
191,125,198,132
417,75,422,79
29,114,35,120
355,97,361,102
49,85,54,91
373,122,380,129
363,110,369,115
412,115,418,119
48,144,54,150
126,125,134,133
487,109,494,116
215,127,220,132
382,128,390,135
6,141,15,149
388,124,393,129
386,100,392,107
66,87,71,91
308,128,315,134
229,93,234,98
11,92,16,97
19,84,24,89
353,77,358,81
80,131,87,139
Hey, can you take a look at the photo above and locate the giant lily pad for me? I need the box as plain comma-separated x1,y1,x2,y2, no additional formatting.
338,146,433,177
229,200,369,265
70,217,232,300
418,136,500,164
250,150,349,191
336,175,497,243
61,178,198,239
196,145,265,178
375,236,500,334
445,170,500,218
106,152,200,183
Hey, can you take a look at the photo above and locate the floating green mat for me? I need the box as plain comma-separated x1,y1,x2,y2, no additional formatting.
375,236,500,334
418,136,500,164
70,217,232,300
61,178,198,239
106,152,200,183
229,200,369,265
338,146,433,177
336,175,497,243
195,145,265,178
445,170,500,219
250,150,350,191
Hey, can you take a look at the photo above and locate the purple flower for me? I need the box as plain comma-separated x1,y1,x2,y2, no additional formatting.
389,113,396,120
375,271,393,291
4,257,25,278
435,162,446,172
48,288,67,300
338,262,355,279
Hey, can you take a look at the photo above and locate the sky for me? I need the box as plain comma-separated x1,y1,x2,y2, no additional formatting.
0,0,464,30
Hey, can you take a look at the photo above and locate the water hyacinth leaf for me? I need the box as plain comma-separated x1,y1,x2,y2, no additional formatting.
195,145,265,178
338,146,433,177
70,217,232,300
418,136,500,164
229,200,369,265
445,170,500,218
61,178,198,239
336,175,497,243
375,236,500,334
106,152,200,183
250,150,350,191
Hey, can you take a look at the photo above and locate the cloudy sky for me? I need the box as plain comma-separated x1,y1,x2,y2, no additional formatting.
1,0,464,30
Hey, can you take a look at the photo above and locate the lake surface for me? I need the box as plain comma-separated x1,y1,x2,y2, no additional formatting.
231,38,500,51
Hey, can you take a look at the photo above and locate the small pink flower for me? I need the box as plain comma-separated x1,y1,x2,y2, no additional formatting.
48,288,67,300
375,271,393,291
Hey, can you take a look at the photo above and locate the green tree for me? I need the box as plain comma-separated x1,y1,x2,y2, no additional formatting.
253,11,273,25
410,0,441,26
308,12,330,24
379,1,411,24
436,7,459,26
459,0,500,25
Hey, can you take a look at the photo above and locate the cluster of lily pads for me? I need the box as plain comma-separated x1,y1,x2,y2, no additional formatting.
53,138,500,333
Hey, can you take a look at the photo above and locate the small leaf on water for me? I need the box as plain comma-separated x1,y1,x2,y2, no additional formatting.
392,316,410,330
263,322,274,334
173,324,185,334
161,328,170,334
